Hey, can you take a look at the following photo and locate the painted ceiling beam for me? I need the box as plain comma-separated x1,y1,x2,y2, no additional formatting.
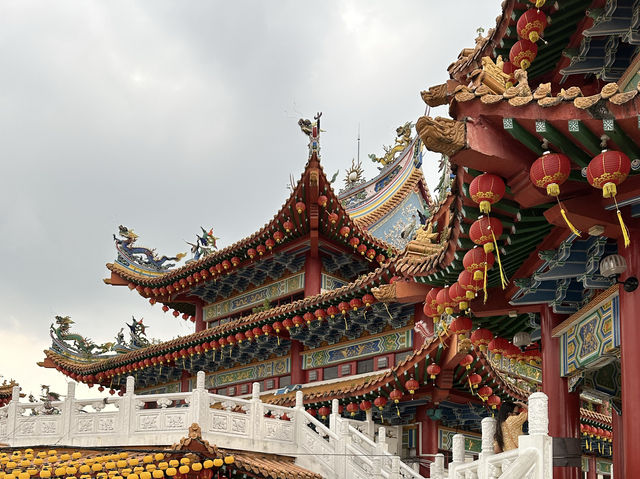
603,118,640,161
535,120,592,167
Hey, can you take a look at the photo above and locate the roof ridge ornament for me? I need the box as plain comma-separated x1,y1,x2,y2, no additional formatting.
298,111,322,158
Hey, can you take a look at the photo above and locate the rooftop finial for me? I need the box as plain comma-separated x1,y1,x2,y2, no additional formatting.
298,112,322,158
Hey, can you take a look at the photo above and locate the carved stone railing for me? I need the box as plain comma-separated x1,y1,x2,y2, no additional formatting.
444,392,553,479
0,372,426,479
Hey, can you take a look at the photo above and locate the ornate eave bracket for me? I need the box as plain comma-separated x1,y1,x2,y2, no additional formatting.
421,83,450,107
415,116,466,158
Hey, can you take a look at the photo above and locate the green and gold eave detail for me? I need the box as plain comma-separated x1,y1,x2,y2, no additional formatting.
558,294,620,377
204,356,290,389
302,328,412,369
414,166,553,289
492,0,594,81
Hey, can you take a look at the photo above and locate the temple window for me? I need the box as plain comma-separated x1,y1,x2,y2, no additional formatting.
376,357,389,369
264,379,275,390
239,384,249,395
395,351,412,364
340,364,352,376
279,375,291,387
323,366,339,380
308,370,319,382
357,358,374,374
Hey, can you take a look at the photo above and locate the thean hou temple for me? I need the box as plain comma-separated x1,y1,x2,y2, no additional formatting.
2,0,640,478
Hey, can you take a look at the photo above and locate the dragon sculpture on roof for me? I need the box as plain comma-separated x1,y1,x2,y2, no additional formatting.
368,122,413,167
114,225,186,272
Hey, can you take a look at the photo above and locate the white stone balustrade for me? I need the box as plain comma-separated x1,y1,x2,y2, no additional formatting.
0,372,426,479
448,392,553,479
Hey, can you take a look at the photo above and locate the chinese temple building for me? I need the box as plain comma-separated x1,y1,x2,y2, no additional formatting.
0,0,637,478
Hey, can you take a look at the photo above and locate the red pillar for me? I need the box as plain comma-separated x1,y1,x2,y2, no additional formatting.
617,237,640,478
194,300,205,332
612,408,623,479
586,456,596,479
180,370,191,392
417,405,439,477
290,253,322,385
540,306,581,479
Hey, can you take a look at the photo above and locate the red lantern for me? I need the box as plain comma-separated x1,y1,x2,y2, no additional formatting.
296,201,306,214
231,256,240,267
469,173,505,214
244,329,254,342
488,337,511,359
469,217,503,254
273,231,284,243
265,238,275,250
283,220,294,233
587,149,632,246
282,318,293,330
359,400,372,411
523,349,542,365
339,226,351,237
436,287,455,315
328,213,339,224
303,312,314,325
317,195,328,207
530,152,571,197
366,249,376,260
450,316,473,338
314,309,326,321
247,248,257,259
374,396,387,410
468,373,482,389
292,315,304,328
426,363,441,380
234,332,245,344
306,408,317,417
502,61,516,88
471,328,493,352
478,386,493,401
327,305,339,318
162,305,169,312
357,244,367,255
448,282,469,311
404,378,419,395
349,237,360,249
346,402,359,416
256,244,266,256
362,294,375,307
517,8,547,43
426,287,442,314
389,389,403,403
487,395,502,409
172,310,180,317
376,254,386,264
509,39,538,70
262,324,273,335
458,270,482,300
350,298,363,311
459,354,474,370
318,406,331,419
273,321,283,333
338,302,350,315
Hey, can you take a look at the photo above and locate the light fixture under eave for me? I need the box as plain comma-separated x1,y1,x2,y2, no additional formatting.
513,331,532,348
600,254,638,292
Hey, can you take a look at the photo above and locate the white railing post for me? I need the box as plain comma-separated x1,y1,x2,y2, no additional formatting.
3,385,20,445
335,415,350,479
479,416,496,478
120,376,135,439
294,390,304,450
449,433,465,478
61,381,76,444
390,456,400,478
365,408,374,437
329,398,339,434
191,371,209,430
373,426,388,479
251,382,263,441
514,392,553,479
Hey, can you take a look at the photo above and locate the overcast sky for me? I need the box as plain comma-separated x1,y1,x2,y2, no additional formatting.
0,1,499,399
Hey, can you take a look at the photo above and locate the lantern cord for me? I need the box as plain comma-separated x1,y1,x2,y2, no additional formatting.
490,231,508,289
483,262,488,304
614,197,631,247
556,197,581,237
383,302,394,321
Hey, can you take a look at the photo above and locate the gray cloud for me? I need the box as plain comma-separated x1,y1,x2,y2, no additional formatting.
0,0,498,397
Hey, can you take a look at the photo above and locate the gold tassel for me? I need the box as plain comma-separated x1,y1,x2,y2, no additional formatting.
277,336,280,346
479,201,491,214
483,262,488,303
344,315,348,331
614,197,631,247
556,197,581,236
383,303,393,320
396,405,401,417
490,231,508,289
473,270,483,281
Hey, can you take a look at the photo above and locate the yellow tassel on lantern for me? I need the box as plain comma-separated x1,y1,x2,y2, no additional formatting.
546,183,560,196
521,59,531,70
466,290,475,300
483,242,494,253
603,182,617,198
491,231,508,289
479,200,491,214
617,210,631,247
535,0,545,6
473,270,483,281
483,262,488,304
459,301,469,310
559,204,581,237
